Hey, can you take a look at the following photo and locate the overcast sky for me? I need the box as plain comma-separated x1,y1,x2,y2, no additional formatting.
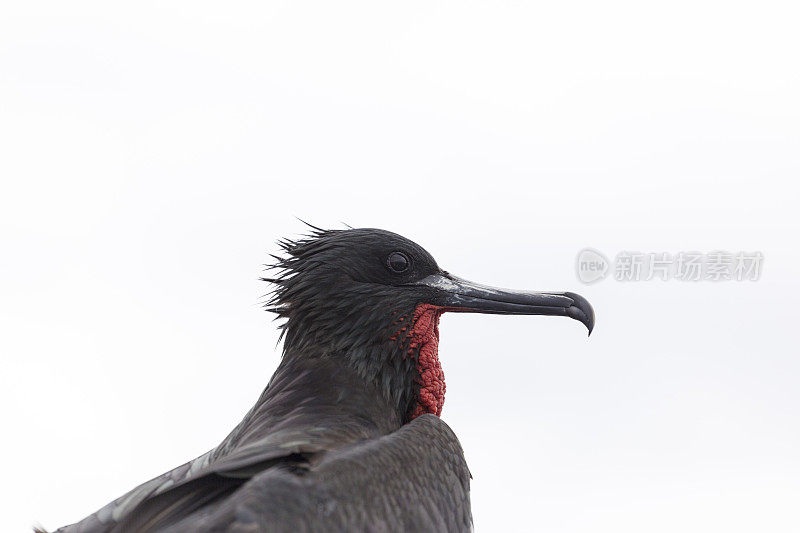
2,2,799,532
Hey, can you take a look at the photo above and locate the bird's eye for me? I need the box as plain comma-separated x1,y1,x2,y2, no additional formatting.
387,251,410,273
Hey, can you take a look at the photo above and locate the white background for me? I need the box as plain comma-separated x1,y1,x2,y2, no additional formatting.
2,2,798,531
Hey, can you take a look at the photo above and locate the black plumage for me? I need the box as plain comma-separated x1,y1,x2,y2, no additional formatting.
46,227,593,532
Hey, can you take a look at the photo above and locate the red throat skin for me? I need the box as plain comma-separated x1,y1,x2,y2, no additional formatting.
393,304,446,420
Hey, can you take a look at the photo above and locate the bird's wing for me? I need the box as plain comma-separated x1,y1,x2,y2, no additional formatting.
50,450,215,533
167,414,473,533
53,423,368,533
54,416,470,533
109,417,387,532
53,357,401,533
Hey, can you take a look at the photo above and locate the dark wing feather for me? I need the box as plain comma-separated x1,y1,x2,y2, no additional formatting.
53,356,404,532
168,414,472,532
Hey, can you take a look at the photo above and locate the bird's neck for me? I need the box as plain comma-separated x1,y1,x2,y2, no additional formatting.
278,304,447,424
219,355,403,457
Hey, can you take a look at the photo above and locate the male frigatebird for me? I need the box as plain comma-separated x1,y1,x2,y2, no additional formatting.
46,227,593,532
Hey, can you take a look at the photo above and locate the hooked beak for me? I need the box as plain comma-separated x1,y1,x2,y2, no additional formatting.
412,273,595,335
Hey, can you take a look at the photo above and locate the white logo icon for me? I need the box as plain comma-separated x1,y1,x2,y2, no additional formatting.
576,248,609,284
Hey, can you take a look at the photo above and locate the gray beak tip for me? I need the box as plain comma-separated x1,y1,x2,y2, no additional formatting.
564,291,595,336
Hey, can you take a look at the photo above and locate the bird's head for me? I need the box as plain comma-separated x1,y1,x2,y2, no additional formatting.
265,227,594,422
